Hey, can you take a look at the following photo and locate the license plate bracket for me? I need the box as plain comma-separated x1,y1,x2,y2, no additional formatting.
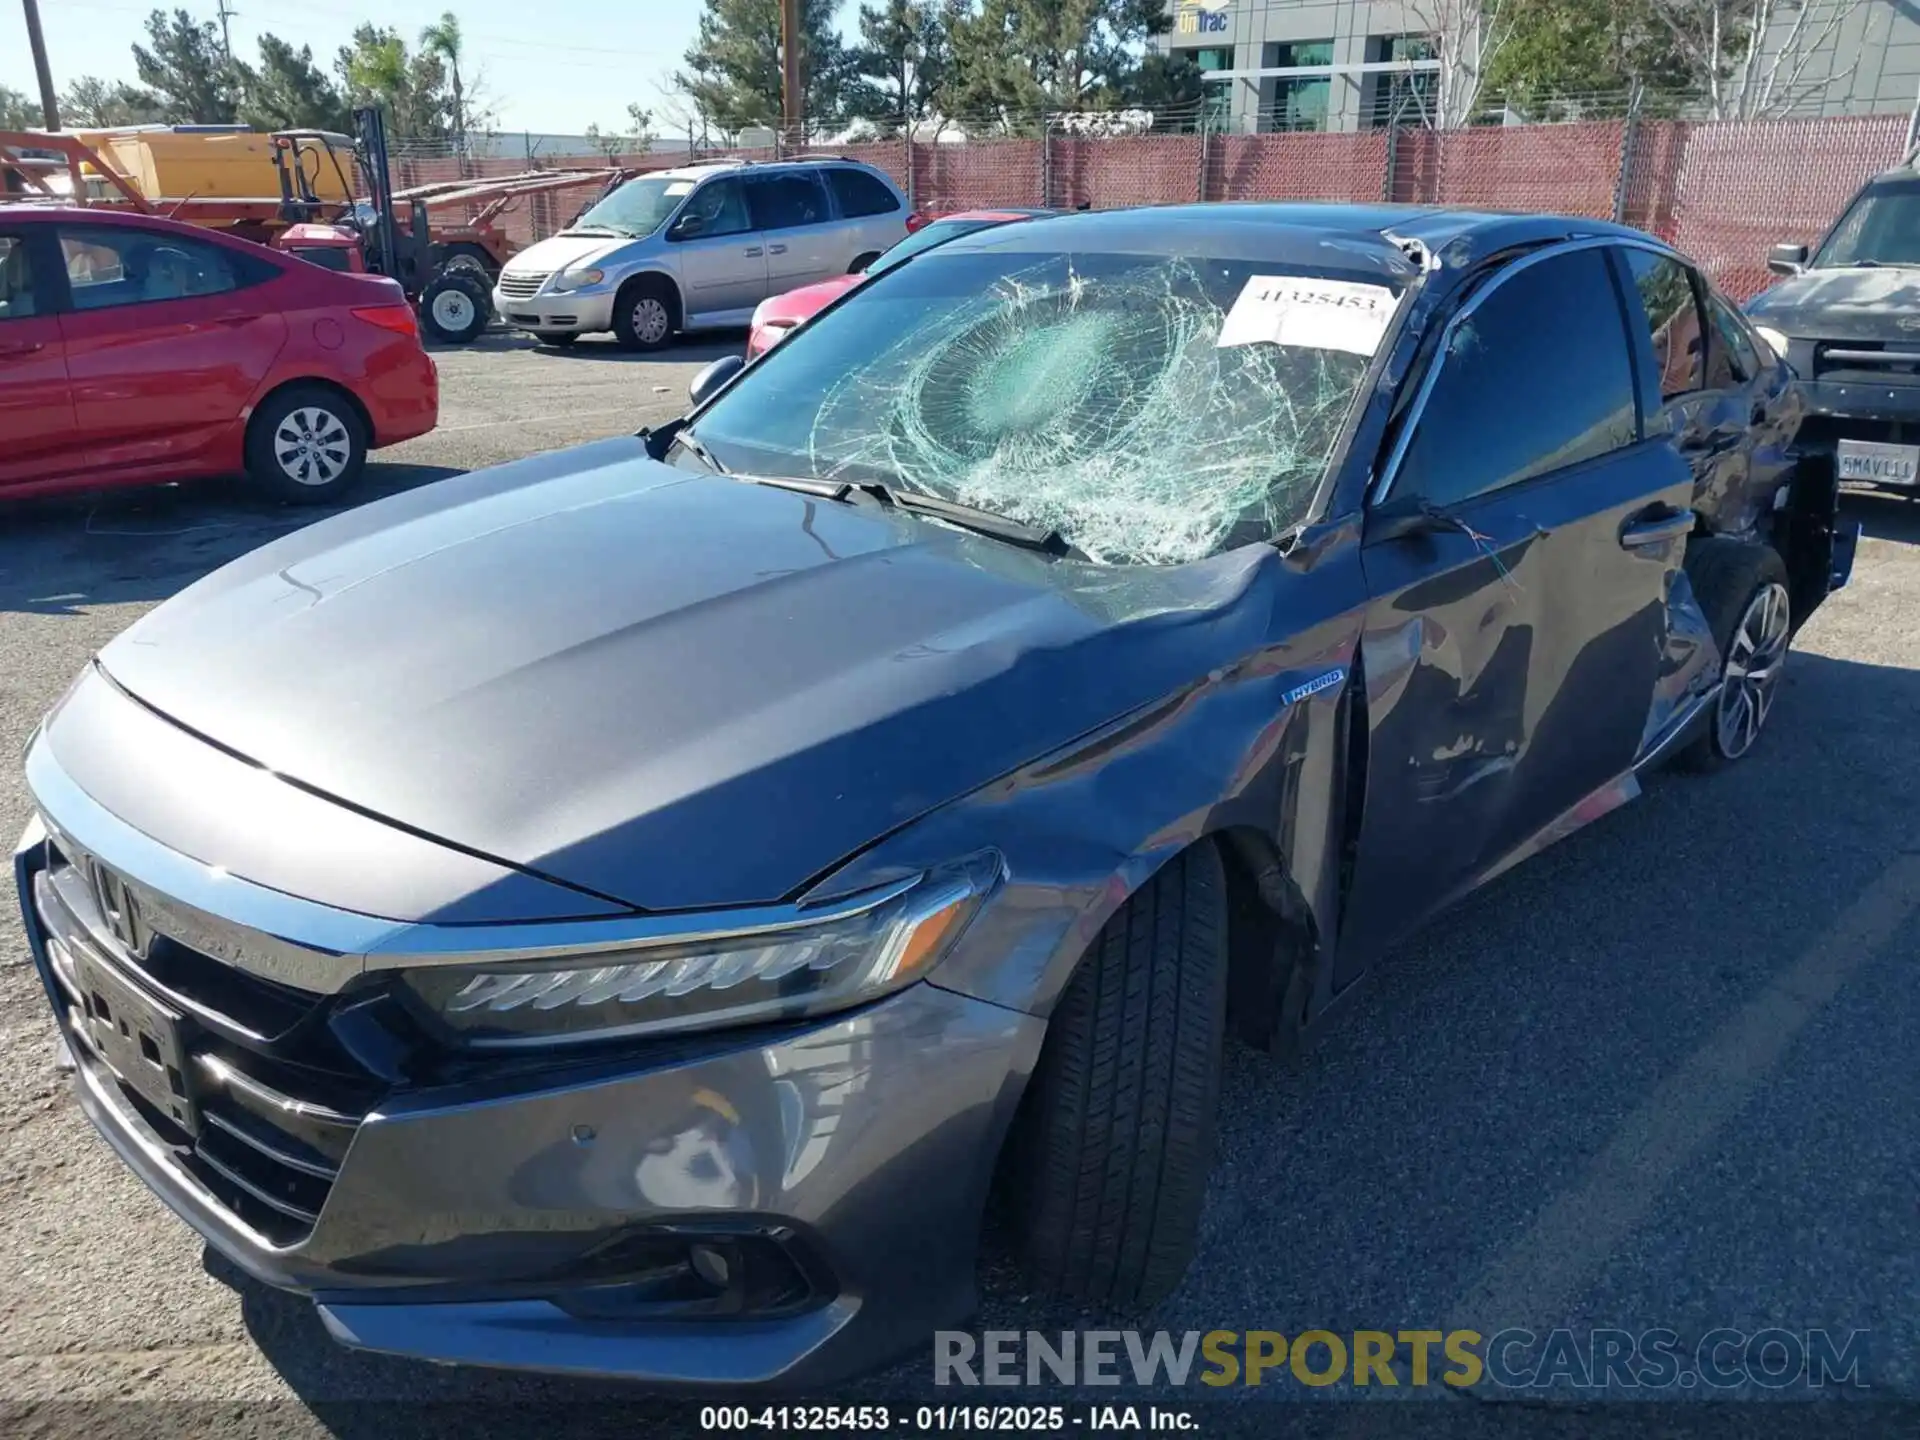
1837,438,1920,486
72,948,199,1136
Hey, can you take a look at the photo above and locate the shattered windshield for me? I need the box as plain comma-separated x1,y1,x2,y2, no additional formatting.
1814,185,1920,268
569,176,688,236
688,248,1395,565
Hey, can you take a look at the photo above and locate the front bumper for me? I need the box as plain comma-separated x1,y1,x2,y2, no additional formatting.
491,285,617,336
15,797,1042,1389
1791,375,1920,458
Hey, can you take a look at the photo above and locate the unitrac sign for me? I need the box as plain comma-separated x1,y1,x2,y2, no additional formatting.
1175,0,1231,35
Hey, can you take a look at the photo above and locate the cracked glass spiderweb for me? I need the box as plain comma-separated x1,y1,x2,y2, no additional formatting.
805,258,1370,565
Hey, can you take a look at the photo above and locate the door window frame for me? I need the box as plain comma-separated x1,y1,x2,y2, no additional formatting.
666,177,754,243
745,169,832,233
1370,234,1697,510
0,228,57,322
48,222,268,314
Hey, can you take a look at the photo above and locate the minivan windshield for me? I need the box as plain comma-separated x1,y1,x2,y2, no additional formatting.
1813,183,1920,268
567,175,692,237
688,248,1395,565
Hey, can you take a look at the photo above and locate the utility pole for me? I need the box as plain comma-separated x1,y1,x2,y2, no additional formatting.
780,0,803,140
22,0,61,130
216,0,238,61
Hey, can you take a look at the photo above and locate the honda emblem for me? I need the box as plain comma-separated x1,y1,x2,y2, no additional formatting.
89,861,148,958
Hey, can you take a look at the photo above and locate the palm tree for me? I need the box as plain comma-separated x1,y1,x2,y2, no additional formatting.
419,12,466,154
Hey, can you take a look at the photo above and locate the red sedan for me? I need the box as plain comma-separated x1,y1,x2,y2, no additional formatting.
746,208,1054,360
0,206,438,505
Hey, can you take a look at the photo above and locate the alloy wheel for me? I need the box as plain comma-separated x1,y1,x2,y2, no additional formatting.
1716,580,1790,759
273,407,352,488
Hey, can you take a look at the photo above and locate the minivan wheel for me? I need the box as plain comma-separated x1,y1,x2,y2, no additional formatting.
1681,537,1792,771
614,279,677,351
1009,841,1228,1308
245,385,367,505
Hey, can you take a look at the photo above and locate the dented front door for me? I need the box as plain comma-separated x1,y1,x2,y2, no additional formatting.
1334,245,1694,978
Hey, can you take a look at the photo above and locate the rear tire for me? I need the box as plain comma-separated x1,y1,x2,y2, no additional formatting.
244,385,367,505
1680,537,1792,772
1009,841,1228,1308
420,270,490,344
613,277,678,351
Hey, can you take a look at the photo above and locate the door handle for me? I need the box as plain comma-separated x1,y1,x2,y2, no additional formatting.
1618,506,1694,549
743,246,763,257
768,243,788,255
0,340,43,358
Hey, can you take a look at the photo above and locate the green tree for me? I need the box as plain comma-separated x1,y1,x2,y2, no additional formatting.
61,76,171,127
675,0,847,134
1482,0,1690,117
1,85,40,130
419,13,469,151
1128,50,1203,117
626,103,657,147
846,0,949,128
336,24,452,138
131,8,239,123
939,0,1171,123
236,36,350,131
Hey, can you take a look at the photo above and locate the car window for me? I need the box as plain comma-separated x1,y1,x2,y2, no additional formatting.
58,227,244,310
749,172,830,231
825,167,899,218
674,178,753,240
0,236,35,320
1395,248,1638,509
1706,290,1762,381
1621,249,1703,400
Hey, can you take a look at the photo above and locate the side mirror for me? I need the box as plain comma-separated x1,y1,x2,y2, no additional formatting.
688,353,745,409
1365,491,1445,546
1767,242,1809,276
670,212,706,241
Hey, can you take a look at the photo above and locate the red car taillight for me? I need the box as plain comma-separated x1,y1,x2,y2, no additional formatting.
352,304,419,340
905,211,929,233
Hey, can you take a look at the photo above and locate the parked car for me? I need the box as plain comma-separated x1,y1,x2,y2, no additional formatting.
746,208,1052,358
16,205,1851,1390
493,157,913,351
0,205,437,505
1749,164,1920,491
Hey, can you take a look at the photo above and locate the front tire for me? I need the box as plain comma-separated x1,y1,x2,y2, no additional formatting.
1009,841,1228,1308
613,278,677,351
420,271,490,344
244,385,367,505
1682,537,1792,771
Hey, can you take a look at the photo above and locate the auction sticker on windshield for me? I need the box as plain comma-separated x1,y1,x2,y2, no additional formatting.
1217,276,1399,356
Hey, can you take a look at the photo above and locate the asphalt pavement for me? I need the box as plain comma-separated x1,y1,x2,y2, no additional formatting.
0,331,1915,1437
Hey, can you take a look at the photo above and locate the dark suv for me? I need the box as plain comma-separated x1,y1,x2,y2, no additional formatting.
1749,167,1920,490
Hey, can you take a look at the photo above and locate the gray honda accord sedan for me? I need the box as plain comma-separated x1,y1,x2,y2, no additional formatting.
15,205,1847,1387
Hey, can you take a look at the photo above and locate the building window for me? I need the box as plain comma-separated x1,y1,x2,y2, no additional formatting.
1366,35,1437,127
1262,40,1334,133
1193,46,1235,129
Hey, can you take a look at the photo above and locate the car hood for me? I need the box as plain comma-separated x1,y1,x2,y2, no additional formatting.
756,274,863,326
503,232,632,275
97,440,1275,912
1746,266,1920,340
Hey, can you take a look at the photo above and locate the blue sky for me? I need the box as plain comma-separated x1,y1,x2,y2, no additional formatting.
3,0,858,135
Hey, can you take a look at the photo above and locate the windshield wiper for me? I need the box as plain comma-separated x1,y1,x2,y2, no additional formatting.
743,474,851,500
565,225,633,238
668,429,727,474
855,483,1082,558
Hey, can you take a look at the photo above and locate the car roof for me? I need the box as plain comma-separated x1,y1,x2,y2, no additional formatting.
940,201,1666,277
651,156,889,183
0,203,230,239
938,208,1054,223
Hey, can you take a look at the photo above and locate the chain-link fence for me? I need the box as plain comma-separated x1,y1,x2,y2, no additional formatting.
392,110,1913,299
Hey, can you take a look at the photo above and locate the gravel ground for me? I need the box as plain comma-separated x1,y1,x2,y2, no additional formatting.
0,332,1916,1437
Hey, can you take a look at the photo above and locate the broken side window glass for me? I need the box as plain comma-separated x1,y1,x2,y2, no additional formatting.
689,249,1397,565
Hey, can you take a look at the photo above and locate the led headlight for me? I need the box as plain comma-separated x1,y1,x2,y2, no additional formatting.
400,858,995,1047
549,267,605,293
1753,324,1790,360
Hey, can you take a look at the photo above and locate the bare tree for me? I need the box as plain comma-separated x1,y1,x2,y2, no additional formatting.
1405,0,1519,127
1649,0,1876,119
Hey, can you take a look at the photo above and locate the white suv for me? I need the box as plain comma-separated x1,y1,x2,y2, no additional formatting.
493,158,913,350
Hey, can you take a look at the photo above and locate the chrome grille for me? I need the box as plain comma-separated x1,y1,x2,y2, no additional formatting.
33,849,376,1247
496,270,551,299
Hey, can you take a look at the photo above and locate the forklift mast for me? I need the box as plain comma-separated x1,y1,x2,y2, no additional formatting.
354,106,405,288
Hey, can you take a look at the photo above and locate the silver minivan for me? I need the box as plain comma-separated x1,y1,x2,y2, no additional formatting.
492,158,912,350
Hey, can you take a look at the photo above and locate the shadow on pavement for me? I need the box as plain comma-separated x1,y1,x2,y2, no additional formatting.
448,328,746,367
0,463,464,615
1840,486,1920,545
